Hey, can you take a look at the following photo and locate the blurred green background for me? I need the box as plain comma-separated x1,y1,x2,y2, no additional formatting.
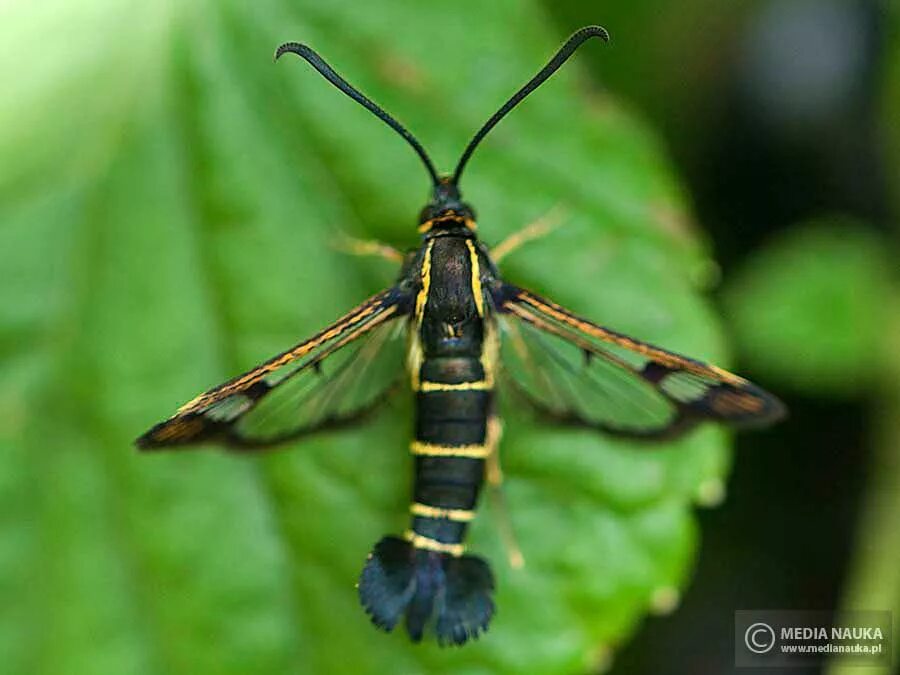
1,1,897,674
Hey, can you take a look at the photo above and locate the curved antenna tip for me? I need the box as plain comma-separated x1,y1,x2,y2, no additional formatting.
451,24,610,185
274,42,304,62
582,25,610,42
271,39,440,186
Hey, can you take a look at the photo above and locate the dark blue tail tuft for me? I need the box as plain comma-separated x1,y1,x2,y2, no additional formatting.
358,536,495,645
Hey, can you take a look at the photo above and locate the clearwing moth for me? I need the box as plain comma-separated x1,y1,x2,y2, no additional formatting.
137,26,785,646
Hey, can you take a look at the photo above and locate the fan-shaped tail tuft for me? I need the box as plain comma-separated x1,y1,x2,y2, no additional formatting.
358,536,495,645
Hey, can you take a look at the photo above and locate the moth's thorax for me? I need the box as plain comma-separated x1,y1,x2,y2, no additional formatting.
417,236,485,358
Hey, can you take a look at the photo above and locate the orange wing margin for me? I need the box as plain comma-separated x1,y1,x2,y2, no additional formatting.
495,284,785,438
137,288,408,449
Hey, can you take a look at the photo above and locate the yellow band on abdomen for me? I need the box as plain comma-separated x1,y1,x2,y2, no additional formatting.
409,441,490,459
404,530,465,556
410,502,476,522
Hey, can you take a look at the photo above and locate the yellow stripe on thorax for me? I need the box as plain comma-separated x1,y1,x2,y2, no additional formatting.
465,239,485,317
414,241,433,325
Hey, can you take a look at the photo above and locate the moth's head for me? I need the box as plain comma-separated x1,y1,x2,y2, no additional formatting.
417,177,476,234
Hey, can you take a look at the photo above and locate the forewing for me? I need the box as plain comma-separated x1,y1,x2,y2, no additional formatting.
494,284,785,439
137,288,410,449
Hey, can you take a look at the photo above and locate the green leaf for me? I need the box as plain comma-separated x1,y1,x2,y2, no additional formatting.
1,3,735,673
722,217,892,397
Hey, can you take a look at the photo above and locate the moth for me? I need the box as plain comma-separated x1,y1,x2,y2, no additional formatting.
137,26,785,646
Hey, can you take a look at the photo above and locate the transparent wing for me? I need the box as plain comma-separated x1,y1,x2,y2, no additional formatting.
137,288,410,450
494,284,785,439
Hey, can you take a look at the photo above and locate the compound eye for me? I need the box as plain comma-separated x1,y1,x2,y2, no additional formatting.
418,205,436,224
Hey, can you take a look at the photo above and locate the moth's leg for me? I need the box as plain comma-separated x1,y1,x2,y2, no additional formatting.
332,234,404,263
485,414,525,569
491,205,566,263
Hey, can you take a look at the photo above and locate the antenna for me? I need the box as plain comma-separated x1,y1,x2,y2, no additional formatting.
451,25,609,186
275,42,440,187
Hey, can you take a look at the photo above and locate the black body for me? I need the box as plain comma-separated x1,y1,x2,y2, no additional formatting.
360,228,499,644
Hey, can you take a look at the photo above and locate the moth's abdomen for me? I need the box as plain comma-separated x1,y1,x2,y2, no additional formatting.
358,357,495,645
411,380,490,553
